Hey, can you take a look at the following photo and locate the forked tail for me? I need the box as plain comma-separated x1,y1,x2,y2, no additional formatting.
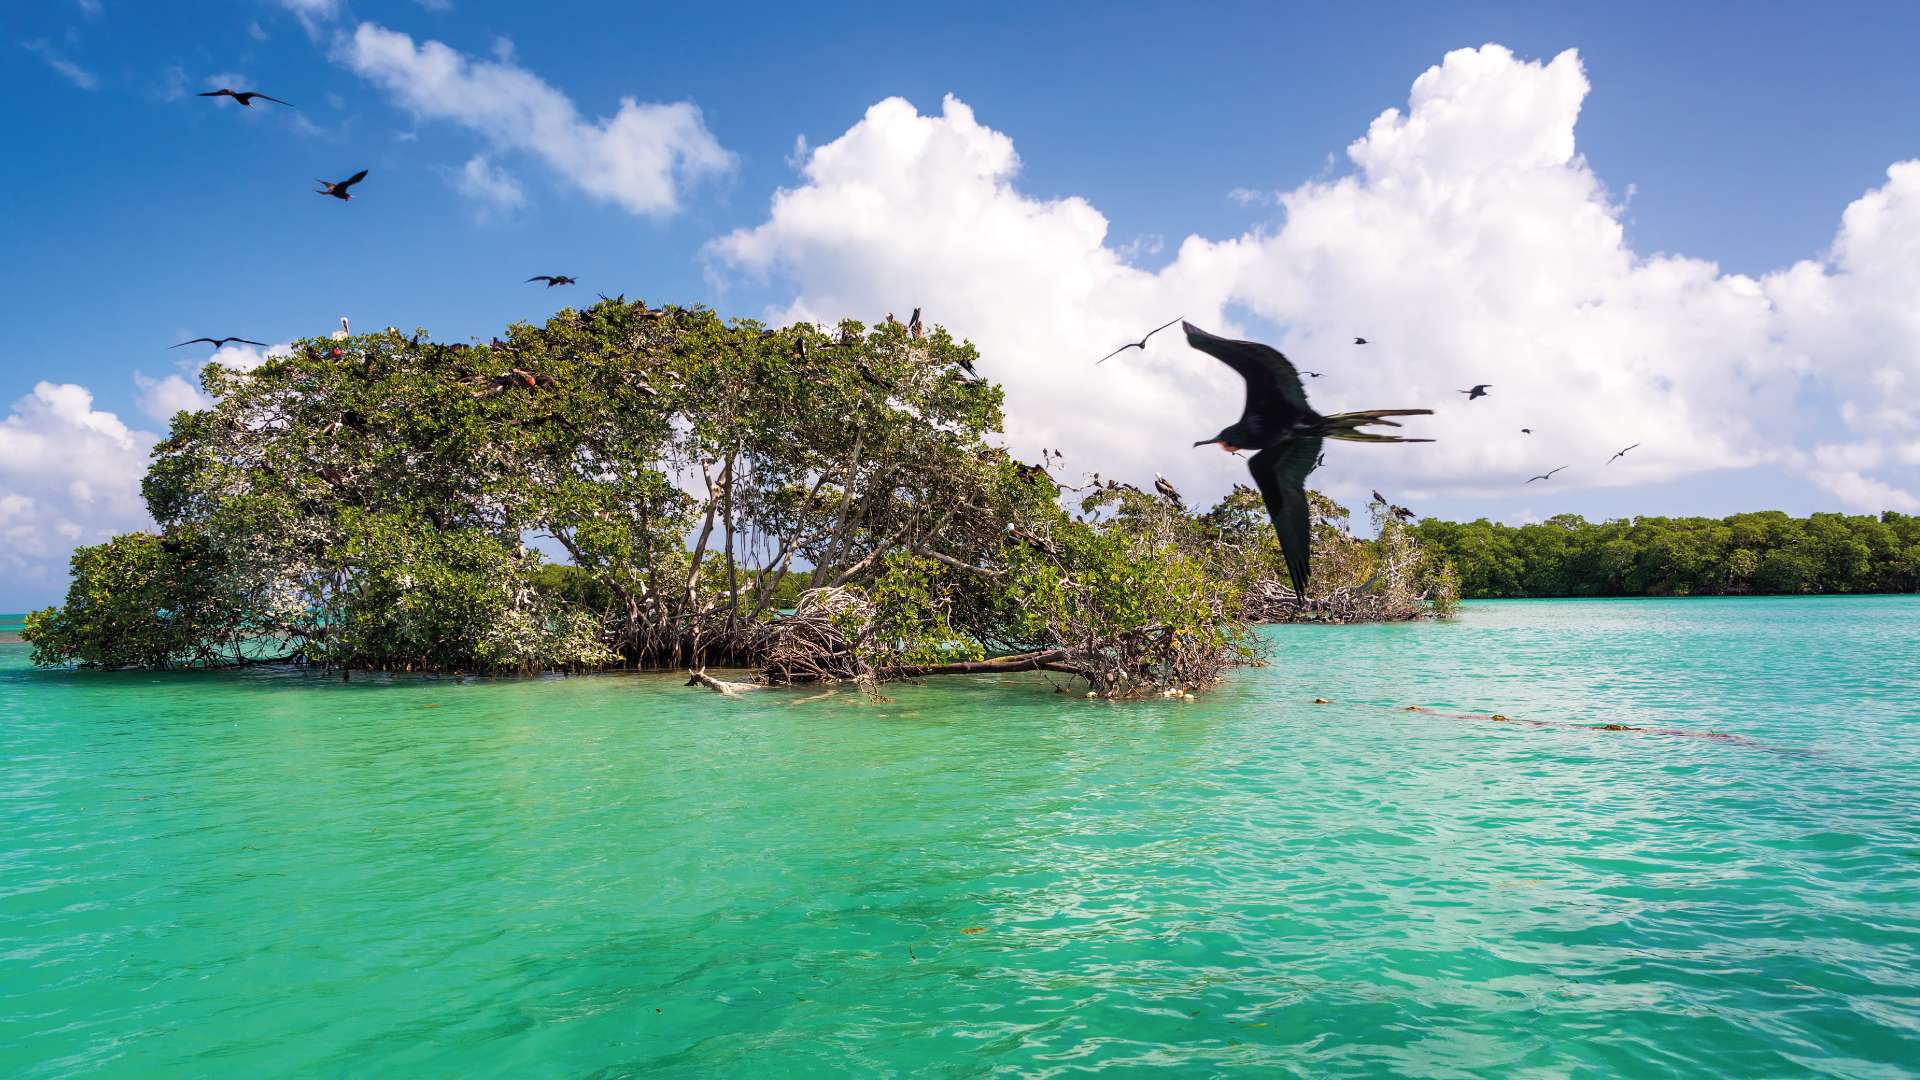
1320,408,1435,443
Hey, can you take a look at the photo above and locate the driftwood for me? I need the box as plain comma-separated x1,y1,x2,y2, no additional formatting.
685,667,765,695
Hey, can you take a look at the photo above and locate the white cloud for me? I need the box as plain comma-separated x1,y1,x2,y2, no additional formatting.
0,383,156,588
1227,187,1275,207
22,39,98,91
247,20,269,42
75,0,103,19
277,0,339,32
1808,469,1920,513
134,373,211,422
454,154,526,219
339,23,734,217
418,0,454,11
709,48,1920,512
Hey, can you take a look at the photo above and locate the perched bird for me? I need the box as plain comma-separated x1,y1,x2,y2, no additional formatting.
172,336,266,350
1153,473,1184,510
1185,322,1432,601
1521,428,1533,434
331,317,350,341
527,275,576,288
198,88,292,108
315,169,368,201
1391,505,1416,521
908,308,924,339
1096,316,1183,364
1526,466,1568,484
1372,490,1387,504
1460,384,1491,400
1607,442,1640,465
954,354,979,379
1353,337,1369,345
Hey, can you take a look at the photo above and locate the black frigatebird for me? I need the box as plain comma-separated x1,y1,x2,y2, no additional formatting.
1526,466,1568,484
1521,427,1532,434
199,88,292,108
1153,473,1184,509
527,275,576,287
1096,316,1183,364
1607,442,1640,465
1460,384,1491,400
172,336,267,350
316,169,368,201
1185,322,1432,602
1353,337,1369,345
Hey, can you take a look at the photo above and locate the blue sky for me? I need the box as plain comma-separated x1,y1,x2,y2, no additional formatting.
5,1,1919,607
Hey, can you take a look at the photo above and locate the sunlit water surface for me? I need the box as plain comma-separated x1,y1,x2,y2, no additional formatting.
4,598,1918,1076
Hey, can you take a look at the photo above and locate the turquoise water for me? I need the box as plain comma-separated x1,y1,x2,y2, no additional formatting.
4,597,1919,1077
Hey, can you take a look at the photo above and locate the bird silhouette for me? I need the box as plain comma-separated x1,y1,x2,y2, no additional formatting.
1391,505,1415,521
1460,384,1491,400
1606,442,1640,465
526,275,576,287
1153,474,1184,510
315,170,368,201
1526,466,1568,484
199,88,292,108
1184,322,1432,602
1353,337,1369,345
1096,316,1183,364
172,336,266,350
1302,370,1324,378
1371,490,1387,504
1521,427,1533,434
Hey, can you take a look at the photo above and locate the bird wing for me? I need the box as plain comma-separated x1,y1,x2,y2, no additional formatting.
197,90,229,98
1247,437,1322,599
1182,322,1312,427
526,276,552,283
1094,342,1139,364
340,169,368,188
171,338,215,348
255,94,292,106
235,338,268,347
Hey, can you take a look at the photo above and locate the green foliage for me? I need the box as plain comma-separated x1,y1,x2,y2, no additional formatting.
23,533,248,669
1415,511,1920,598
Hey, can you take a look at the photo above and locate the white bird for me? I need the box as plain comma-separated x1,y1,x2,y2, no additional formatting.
330,317,350,341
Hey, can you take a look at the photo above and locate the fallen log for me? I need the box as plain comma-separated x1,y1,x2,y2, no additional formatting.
685,667,765,695
891,649,1074,678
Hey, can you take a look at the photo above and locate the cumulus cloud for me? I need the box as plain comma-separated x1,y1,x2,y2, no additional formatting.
22,39,98,91
709,47,1920,511
0,383,156,592
339,23,734,217
277,0,339,33
454,154,526,219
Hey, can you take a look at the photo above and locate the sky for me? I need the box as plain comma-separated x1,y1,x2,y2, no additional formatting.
4,0,1919,608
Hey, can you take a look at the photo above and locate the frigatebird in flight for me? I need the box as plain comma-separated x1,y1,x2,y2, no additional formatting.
1460,384,1491,400
1353,337,1369,345
172,336,267,350
1521,427,1532,434
1526,466,1568,484
316,170,368,201
199,88,292,108
1096,316,1182,364
1607,442,1640,465
527,275,576,287
1184,322,1432,602
1302,370,1324,378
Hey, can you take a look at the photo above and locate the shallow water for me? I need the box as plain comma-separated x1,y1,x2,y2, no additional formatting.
3,597,1918,1077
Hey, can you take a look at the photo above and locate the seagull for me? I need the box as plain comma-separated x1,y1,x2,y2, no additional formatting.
526,275,576,288
1096,316,1183,364
1353,337,1369,345
1153,473,1184,510
172,336,266,350
1184,322,1433,602
1460,384,1491,400
1526,466,1568,484
198,88,292,108
315,169,367,201
1607,442,1640,465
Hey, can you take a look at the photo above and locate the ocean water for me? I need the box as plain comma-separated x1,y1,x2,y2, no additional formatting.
3,597,1918,1077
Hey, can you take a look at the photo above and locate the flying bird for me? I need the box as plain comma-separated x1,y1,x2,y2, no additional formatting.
1521,428,1533,434
171,336,266,350
198,88,292,108
1460,384,1491,400
1526,466,1568,484
1153,473,1184,510
1096,316,1183,364
527,275,576,287
315,169,367,201
1607,442,1641,465
1353,337,1369,345
1302,370,1324,378
1185,322,1432,602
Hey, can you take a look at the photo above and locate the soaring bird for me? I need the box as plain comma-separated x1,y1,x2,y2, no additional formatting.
1185,322,1432,602
1607,442,1640,465
527,275,576,287
315,169,367,201
1460,384,1491,400
1526,466,1568,484
908,308,924,339
1521,427,1533,434
172,336,266,350
1353,337,1369,345
1302,370,1324,378
1153,473,1184,510
199,88,292,108
1096,316,1183,364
